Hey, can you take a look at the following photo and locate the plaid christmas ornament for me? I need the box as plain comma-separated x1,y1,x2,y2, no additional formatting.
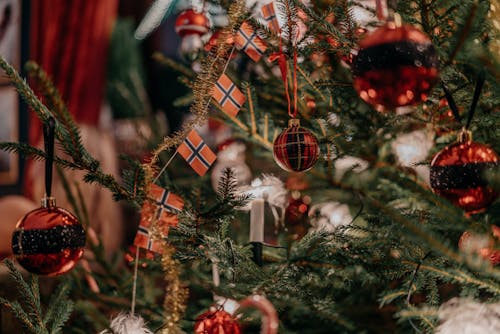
235,21,268,62
212,74,246,117
261,3,280,33
177,130,217,176
273,119,319,172
134,184,184,253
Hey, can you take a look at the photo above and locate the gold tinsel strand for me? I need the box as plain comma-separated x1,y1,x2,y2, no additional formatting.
141,2,249,332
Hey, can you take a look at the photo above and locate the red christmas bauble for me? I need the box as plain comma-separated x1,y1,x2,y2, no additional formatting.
352,23,439,112
285,194,311,240
273,119,320,172
430,133,499,213
11,199,86,276
194,309,241,334
459,225,500,265
175,9,210,38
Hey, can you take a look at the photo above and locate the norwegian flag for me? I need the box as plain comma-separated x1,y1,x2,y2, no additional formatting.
235,21,268,62
177,130,216,176
261,3,280,33
134,184,184,253
212,74,246,117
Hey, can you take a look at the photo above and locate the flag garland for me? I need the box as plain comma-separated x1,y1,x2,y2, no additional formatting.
177,130,217,176
212,73,246,117
261,3,280,33
134,184,184,253
235,21,268,62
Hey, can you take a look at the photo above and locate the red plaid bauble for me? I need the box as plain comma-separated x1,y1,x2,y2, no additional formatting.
430,131,499,213
194,309,241,334
273,119,319,172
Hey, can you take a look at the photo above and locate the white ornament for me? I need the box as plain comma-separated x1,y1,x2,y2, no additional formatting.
334,156,369,181
99,313,153,334
309,202,352,232
392,128,435,167
436,298,500,334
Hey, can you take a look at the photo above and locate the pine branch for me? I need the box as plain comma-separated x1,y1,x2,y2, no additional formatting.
1,260,74,334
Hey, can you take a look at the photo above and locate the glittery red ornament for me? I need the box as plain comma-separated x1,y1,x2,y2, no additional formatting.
273,119,320,172
194,309,241,334
175,9,210,60
11,198,86,276
285,193,311,240
430,132,499,213
352,22,439,112
459,225,500,265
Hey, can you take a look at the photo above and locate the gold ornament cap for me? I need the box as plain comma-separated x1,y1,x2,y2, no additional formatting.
457,128,472,144
41,196,56,208
288,119,301,127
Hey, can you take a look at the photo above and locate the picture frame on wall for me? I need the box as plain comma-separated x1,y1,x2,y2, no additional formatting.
0,0,29,194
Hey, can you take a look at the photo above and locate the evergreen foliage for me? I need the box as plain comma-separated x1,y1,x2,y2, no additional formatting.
0,0,499,333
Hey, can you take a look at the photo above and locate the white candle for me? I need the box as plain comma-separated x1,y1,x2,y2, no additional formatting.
250,198,265,243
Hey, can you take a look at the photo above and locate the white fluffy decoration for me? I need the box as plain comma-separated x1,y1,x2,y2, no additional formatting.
334,156,369,181
436,298,500,334
99,313,153,334
237,175,288,211
309,202,352,232
391,128,435,167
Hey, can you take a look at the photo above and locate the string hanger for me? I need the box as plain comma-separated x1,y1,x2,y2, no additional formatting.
440,70,486,133
43,117,56,200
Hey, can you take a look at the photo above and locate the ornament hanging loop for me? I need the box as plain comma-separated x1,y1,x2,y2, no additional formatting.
43,117,56,206
457,127,472,144
465,70,485,130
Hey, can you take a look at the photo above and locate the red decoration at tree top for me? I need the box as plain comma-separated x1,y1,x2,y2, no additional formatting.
175,9,210,37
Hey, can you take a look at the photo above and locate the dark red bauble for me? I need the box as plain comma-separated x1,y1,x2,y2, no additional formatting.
175,9,210,38
285,194,311,240
194,309,241,334
273,119,320,172
459,225,500,265
352,23,439,112
11,199,86,276
430,135,499,213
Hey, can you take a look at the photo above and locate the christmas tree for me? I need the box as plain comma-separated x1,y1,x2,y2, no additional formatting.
1,0,500,333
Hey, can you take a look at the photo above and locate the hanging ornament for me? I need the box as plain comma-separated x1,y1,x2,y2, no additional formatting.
175,8,210,61
194,308,241,334
11,118,85,276
458,225,500,265
99,313,153,334
211,140,252,191
430,130,499,213
285,192,311,241
273,119,320,172
352,19,439,112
